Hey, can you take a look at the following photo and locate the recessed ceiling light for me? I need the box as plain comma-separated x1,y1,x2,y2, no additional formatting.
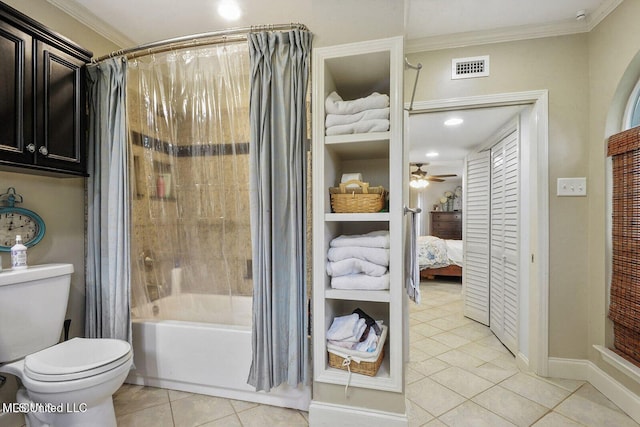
218,0,242,20
426,151,439,158
444,118,463,126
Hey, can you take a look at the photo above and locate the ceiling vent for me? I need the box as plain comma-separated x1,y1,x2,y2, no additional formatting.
451,55,490,80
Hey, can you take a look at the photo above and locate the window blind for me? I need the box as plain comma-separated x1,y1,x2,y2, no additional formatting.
607,126,640,366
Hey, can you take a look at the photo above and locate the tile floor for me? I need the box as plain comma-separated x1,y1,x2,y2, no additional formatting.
113,280,640,426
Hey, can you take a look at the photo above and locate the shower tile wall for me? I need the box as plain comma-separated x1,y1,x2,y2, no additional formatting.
129,88,253,307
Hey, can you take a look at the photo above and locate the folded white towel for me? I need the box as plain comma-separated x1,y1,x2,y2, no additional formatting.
326,313,360,341
326,119,390,136
326,107,390,128
326,258,388,277
331,273,390,290
330,230,390,249
327,246,390,266
354,329,379,352
328,339,356,349
325,91,390,115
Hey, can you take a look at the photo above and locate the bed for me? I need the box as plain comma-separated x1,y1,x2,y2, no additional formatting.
417,235,463,280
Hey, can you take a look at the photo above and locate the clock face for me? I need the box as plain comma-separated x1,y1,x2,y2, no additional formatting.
0,208,46,250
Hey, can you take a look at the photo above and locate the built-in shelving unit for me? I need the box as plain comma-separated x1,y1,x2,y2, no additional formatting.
311,36,404,396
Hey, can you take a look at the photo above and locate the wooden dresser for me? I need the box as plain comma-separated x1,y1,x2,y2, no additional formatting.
430,211,462,239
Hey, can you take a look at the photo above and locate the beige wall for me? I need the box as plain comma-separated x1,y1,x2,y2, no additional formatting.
587,0,640,394
406,34,591,360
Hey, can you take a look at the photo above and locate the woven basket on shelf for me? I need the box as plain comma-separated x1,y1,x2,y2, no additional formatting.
327,325,387,376
329,180,386,213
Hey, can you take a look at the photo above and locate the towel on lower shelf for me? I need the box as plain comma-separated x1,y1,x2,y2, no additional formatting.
325,91,389,115
325,107,390,128
330,230,390,249
326,119,390,136
331,273,390,290
326,313,365,341
327,246,390,266
326,258,388,277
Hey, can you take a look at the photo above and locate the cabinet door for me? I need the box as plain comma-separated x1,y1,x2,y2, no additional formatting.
35,41,86,174
0,20,33,165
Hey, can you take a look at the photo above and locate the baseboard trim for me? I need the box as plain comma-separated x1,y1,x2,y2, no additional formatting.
548,357,640,423
309,400,408,426
516,351,530,372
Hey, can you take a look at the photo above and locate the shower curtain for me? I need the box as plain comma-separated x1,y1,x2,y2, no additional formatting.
247,30,312,392
86,58,131,342
126,43,252,319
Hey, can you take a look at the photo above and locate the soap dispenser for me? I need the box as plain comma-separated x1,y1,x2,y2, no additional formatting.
11,234,27,270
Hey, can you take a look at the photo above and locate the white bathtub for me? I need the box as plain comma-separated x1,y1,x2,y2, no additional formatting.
126,294,311,410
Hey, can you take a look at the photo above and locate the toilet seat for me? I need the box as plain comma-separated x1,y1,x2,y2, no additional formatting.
24,338,132,382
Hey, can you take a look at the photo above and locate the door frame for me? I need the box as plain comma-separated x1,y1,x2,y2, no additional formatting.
406,90,549,376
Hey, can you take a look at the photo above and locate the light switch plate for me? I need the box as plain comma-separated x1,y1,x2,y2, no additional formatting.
557,177,587,196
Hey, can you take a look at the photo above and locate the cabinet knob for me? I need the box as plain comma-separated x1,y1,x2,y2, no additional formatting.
26,143,36,153
38,146,49,156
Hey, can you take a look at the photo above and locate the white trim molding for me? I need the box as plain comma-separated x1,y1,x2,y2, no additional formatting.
309,401,408,427
594,345,640,385
549,356,640,423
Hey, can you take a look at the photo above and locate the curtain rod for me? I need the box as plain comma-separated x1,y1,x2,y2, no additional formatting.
91,23,309,64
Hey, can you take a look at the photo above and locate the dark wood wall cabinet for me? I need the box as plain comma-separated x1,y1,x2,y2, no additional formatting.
430,211,462,240
0,2,92,176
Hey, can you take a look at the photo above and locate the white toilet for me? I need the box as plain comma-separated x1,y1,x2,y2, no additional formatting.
0,264,133,427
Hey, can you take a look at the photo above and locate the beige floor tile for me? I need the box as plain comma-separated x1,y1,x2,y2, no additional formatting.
113,384,170,417
168,389,193,401
501,373,571,409
573,382,626,413
456,341,504,363
410,346,432,363
412,336,453,356
539,377,585,393
436,349,485,369
115,402,174,427
554,394,639,427
430,366,494,399
532,412,584,426
475,334,512,354
423,418,448,427
429,313,473,331
170,394,235,427
199,413,243,427
465,361,519,384
409,356,450,377
406,365,427,384
406,398,435,427
449,322,494,341
229,398,260,413
413,322,446,338
431,331,472,348
407,377,466,417
236,404,308,427
472,386,549,427
439,401,516,427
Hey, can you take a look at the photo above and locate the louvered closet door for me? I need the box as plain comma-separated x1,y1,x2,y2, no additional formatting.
463,150,491,325
490,131,519,354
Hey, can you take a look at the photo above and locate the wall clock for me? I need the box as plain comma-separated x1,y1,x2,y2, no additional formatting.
0,188,46,251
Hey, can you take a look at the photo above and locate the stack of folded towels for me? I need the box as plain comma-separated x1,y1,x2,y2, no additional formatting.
326,308,382,353
326,230,390,290
325,91,390,136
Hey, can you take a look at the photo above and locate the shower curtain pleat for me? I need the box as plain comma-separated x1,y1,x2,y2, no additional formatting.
86,58,132,342
247,30,312,392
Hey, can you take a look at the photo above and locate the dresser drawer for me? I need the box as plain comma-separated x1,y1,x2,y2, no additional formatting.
430,211,462,239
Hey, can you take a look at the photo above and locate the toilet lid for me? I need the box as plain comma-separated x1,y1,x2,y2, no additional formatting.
24,338,132,382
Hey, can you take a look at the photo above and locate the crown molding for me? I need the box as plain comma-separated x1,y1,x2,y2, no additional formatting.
405,0,623,54
47,0,135,49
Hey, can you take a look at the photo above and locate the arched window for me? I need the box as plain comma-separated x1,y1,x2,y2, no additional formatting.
623,78,640,129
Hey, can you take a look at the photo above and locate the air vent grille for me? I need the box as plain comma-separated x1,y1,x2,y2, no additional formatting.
451,56,490,80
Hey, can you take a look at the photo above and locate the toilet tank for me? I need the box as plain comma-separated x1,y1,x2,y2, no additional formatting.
0,264,74,363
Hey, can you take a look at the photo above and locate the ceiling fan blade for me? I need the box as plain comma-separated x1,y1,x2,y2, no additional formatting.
431,174,457,178
426,177,445,182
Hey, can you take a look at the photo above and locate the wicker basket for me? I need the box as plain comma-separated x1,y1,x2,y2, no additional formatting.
327,325,387,376
329,180,386,213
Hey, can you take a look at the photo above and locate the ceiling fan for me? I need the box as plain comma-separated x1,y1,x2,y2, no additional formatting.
410,163,457,183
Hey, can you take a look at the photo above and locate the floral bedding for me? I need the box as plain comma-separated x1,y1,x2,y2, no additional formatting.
417,235,450,269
